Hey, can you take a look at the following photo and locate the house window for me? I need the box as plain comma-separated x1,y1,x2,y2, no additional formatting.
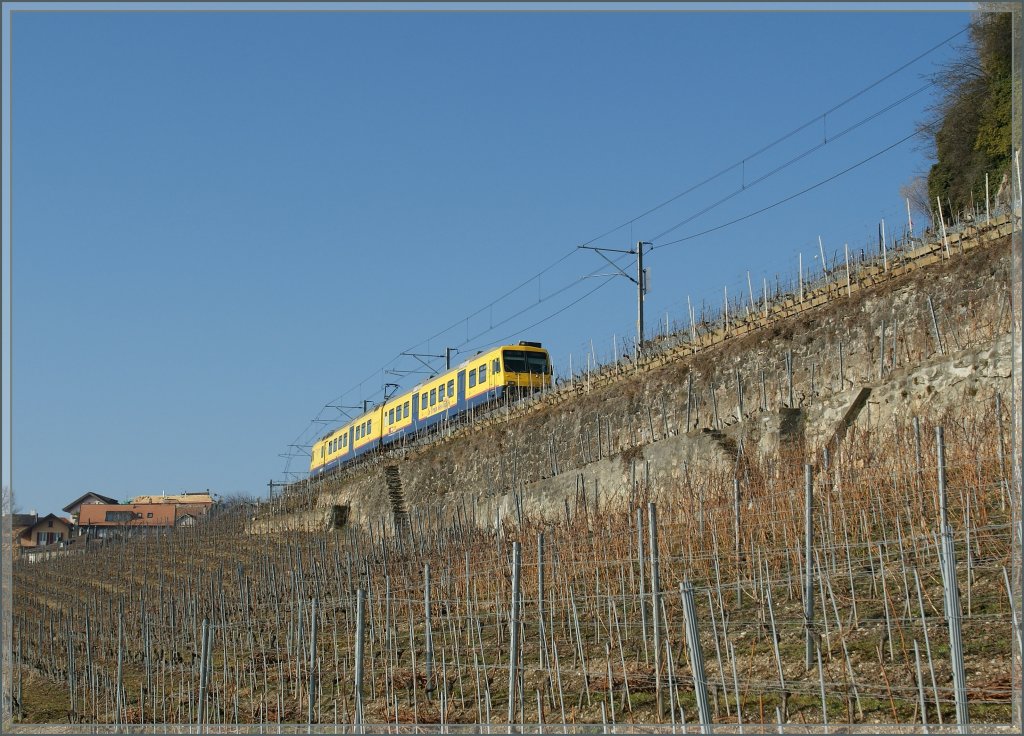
430,388,436,406
147,512,153,518
104,510,135,523
468,370,476,388
47,520,53,528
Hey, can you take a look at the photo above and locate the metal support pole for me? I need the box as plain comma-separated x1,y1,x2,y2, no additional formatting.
648,502,663,716
734,479,742,607
308,598,318,725
681,581,712,733
637,241,646,359
881,218,888,271
197,618,209,727
354,589,366,724
735,368,744,422
937,197,950,257
985,173,991,225
805,464,815,672
787,350,794,407
937,427,970,726
508,542,522,724
424,563,434,697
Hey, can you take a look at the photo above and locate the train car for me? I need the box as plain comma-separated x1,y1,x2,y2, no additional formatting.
309,342,552,477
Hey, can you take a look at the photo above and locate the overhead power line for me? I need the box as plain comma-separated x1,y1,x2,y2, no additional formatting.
655,130,921,249
577,26,968,248
282,26,968,472
648,81,934,243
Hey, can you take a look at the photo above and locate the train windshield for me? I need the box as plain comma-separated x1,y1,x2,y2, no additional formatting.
503,350,549,374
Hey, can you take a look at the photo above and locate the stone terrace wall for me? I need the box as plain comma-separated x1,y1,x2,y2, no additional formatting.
253,218,1019,533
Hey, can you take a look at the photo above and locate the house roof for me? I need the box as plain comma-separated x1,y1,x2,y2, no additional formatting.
130,492,214,505
8,513,37,528
63,492,120,513
19,513,72,536
78,503,179,527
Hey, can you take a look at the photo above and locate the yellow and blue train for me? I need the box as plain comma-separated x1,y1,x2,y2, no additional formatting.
310,342,552,476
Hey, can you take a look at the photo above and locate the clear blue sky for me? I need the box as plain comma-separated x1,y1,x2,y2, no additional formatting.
5,5,974,513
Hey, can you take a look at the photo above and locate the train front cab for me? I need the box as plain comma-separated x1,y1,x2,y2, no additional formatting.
501,342,552,397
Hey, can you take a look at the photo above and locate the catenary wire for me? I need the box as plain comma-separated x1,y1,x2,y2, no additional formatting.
282,28,968,473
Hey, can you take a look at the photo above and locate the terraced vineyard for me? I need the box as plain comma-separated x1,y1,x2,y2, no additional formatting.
9,404,1020,730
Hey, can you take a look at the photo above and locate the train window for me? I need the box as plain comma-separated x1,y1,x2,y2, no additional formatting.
430,388,437,406
404,401,410,418
343,435,347,447
367,419,372,433
528,352,550,374
389,408,395,424
468,370,476,388
503,350,526,372
321,447,325,459
438,383,445,401
355,426,361,440
479,364,487,382
447,379,455,397
421,393,428,410
503,350,550,374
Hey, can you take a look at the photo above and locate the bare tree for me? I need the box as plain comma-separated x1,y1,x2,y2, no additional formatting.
900,175,933,231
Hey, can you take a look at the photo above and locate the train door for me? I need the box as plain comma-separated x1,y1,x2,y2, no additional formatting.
457,370,466,406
